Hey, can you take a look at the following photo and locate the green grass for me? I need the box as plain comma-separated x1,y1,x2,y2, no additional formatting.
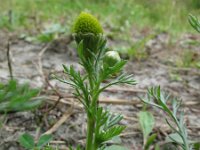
0,0,199,34
0,0,200,59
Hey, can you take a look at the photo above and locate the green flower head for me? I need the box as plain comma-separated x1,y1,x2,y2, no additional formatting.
73,12,103,34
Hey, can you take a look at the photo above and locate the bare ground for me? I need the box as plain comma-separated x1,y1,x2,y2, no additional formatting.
0,30,199,150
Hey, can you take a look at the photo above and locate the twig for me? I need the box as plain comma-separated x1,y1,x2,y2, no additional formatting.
47,96,141,107
105,87,146,93
99,98,141,105
43,103,74,135
58,86,146,94
120,131,138,137
35,43,50,82
47,96,83,109
8,0,13,25
35,127,41,142
8,10,12,25
48,95,200,108
44,76,64,112
6,39,13,79
50,140,66,144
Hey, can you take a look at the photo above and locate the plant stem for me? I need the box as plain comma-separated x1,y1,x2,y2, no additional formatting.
92,142,98,150
86,113,95,150
91,97,98,150
86,62,100,150
169,112,189,150
177,123,190,150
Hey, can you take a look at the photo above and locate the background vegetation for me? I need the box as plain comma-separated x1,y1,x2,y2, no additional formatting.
0,0,199,35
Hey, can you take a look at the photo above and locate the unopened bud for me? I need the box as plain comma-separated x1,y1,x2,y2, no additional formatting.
103,51,121,67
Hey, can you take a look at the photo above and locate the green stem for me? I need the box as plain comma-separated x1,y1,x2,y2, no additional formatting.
91,93,100,150
86,74,95,150
170,113,189,150
88,74,94,91
86,62,101,150
93,123,100,150
92,142,98,150
176,122,190,150
86,113,95,150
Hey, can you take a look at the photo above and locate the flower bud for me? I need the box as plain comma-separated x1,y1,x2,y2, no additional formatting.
73,12,103,34
72,12,105,60
103,51,121,67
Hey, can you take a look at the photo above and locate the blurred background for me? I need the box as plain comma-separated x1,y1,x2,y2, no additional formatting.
0,0,200,61
0,0,200,35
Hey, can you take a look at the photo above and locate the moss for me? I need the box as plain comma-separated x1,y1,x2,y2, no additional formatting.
73,12,103,34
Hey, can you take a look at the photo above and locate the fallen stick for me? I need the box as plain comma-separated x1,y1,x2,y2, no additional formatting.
47,95,200,107
104,87,146,93
99,98,140,105
57,86,146,94
43,104,74,135
6,39,13,79
37,43,51,81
